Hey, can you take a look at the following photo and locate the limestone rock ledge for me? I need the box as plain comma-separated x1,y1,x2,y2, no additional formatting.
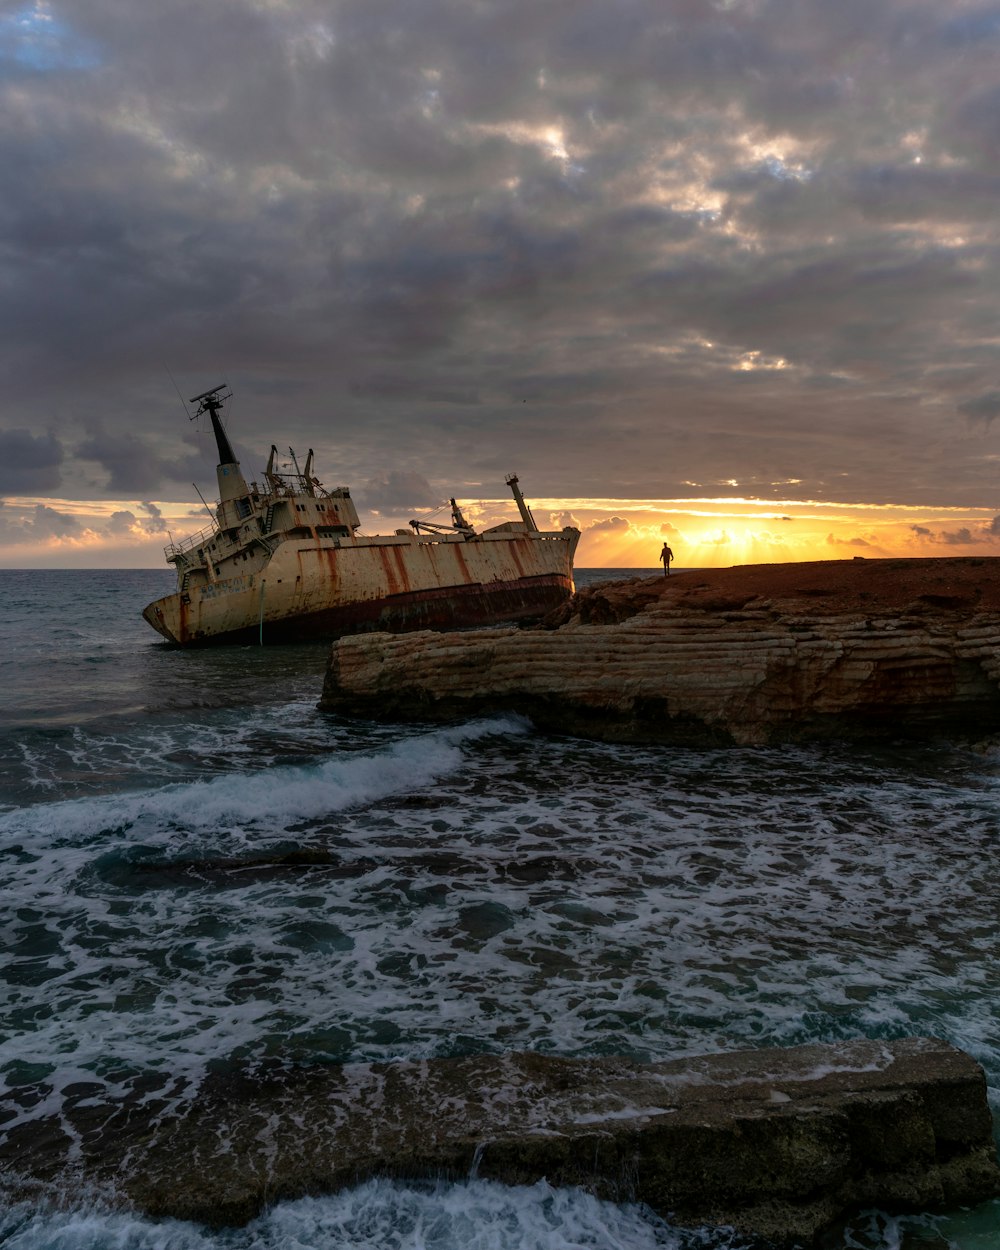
51,1039,1000,1246
319,559,1000,744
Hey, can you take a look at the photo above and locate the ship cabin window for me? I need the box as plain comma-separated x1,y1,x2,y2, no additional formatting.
316,525,349,538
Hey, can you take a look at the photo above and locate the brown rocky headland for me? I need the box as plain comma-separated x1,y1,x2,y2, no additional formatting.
320,557,1000,744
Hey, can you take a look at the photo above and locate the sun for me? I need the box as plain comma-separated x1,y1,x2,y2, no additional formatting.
686,523,787,567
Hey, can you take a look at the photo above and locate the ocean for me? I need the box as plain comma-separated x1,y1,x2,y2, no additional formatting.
2,567,1000,1250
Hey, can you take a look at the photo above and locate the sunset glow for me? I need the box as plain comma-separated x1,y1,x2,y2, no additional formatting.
4,492,999,570
6,1,1000,572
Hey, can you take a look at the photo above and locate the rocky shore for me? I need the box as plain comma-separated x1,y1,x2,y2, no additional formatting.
4,1038,997,1245
320,557,1000,744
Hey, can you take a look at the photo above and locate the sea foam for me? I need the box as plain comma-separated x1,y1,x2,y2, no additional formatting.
0,1179,737,1250
0,717,530,845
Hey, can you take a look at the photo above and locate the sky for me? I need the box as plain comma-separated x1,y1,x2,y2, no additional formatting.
5,0,1000,569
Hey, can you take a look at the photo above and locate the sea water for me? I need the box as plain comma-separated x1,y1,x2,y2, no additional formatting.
2,568,1000,1250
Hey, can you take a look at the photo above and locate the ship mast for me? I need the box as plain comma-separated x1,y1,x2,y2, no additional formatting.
505,473,539,532
189,384,251,530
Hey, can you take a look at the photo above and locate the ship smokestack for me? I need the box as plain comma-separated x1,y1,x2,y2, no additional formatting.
209,408,238,468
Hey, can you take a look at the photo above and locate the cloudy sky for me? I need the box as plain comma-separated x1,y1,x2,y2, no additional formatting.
5,0,1000,568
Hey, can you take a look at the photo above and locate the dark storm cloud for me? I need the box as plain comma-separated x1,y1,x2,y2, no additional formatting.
349,373,481,406
957,392,1000,426
31,502,79,536
106,509,140,535
105,501,169,535
943,527,977,544
0,502,80,539
0,428,64,493
5,0,1000,506
75,431,163,496
75,428,208,495
138,500,168,532
910,515,1000,544
362,470,440,511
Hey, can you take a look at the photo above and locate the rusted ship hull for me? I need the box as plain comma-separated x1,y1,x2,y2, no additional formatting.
143,530,577,647
141,384,579,648
145,573,571,646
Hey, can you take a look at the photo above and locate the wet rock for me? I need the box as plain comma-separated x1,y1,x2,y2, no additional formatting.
126,1040,999,1243
7,1038,994,1246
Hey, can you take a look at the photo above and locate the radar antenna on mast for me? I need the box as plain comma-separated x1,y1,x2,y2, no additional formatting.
188,384,237,467
188,384,232,420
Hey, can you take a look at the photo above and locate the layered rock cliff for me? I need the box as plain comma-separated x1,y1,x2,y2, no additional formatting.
320,557,1000,745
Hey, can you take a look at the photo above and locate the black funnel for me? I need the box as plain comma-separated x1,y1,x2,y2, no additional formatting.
209,409,238,466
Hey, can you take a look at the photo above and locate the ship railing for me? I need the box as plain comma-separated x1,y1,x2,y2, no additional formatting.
164,522,218,560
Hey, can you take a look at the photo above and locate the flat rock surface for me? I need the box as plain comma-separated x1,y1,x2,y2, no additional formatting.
6,1037,996,1246
550,556,1000,624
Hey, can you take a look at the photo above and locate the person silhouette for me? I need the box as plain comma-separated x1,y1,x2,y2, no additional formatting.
660,543,674,576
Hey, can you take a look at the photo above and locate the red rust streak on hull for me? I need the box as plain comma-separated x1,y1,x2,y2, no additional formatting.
177,593,190,645
378,546,402,596
392,546,411,592
507,540,527,579
450,543,471,584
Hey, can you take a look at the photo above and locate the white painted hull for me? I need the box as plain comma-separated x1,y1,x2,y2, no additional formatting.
143,528,579,646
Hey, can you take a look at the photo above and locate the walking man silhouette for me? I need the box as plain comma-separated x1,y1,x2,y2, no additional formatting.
660,542,674,576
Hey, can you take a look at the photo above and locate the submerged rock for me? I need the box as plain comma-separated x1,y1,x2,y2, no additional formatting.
319,558,1000,745
5,1038,997,1245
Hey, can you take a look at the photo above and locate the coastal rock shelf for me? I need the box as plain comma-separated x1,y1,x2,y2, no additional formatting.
7,1038,996,1246
320,557,1000,744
